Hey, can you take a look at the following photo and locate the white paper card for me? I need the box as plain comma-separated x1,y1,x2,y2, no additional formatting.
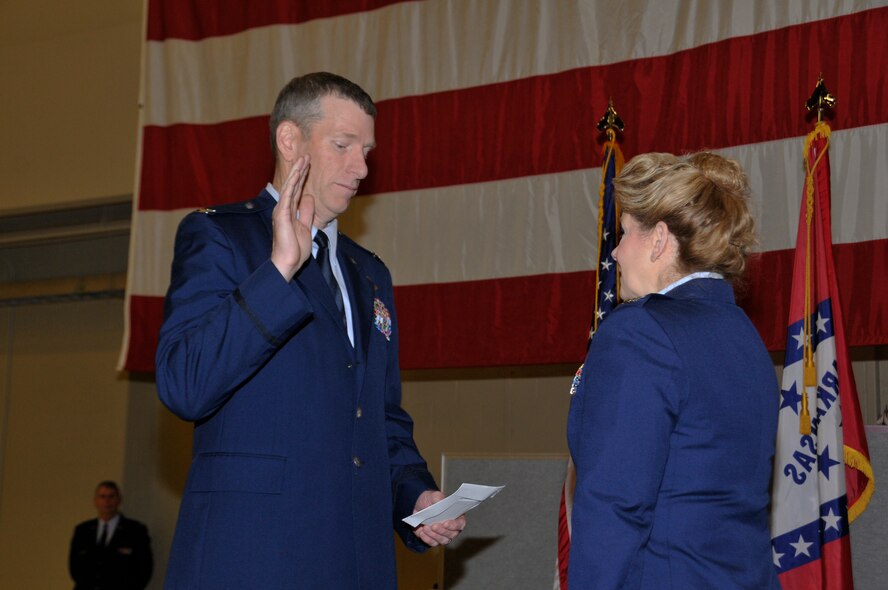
402,483,505,527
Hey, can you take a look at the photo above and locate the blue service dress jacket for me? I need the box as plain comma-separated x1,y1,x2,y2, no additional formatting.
155,190,437,589
567,278,780,589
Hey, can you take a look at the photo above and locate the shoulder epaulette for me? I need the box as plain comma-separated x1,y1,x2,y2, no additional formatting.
194,199,266,215
338,232,383,263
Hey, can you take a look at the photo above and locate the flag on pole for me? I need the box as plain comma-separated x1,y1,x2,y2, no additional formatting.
769,119,875,589
555,123,623,590
590,125,624,339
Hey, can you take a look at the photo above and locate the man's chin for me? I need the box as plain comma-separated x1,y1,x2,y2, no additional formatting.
332,193,355,212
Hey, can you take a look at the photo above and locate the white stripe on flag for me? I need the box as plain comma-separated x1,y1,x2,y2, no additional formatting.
130,123,888,297
143,0,879,126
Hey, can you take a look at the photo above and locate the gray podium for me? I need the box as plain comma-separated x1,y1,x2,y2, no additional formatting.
850,426,888,590
441,453,567,590
438,428,887,590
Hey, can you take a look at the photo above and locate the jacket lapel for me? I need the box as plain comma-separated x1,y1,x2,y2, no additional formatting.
339,244,373,365
297,260,354,348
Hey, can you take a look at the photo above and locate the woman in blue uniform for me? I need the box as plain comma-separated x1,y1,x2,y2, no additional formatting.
568,152,780,589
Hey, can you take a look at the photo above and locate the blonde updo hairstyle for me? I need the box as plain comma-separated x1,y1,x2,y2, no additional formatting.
612,151,757,285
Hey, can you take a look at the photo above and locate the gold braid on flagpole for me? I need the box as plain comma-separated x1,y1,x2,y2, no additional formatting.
798,75,835,436
799,121,831,435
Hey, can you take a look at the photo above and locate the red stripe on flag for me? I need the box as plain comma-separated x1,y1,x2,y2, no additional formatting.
146,0,414,41
394,239,888,369
140,120,274,211
742,238,888,351
138,7,888,211
123,295,166,373
124,238,888,371
556,483,571,589
395,271,597,369
777,536,854,590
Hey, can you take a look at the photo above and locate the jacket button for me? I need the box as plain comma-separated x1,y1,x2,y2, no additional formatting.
356,407,363,419
346,361,354,369
353,456,362,468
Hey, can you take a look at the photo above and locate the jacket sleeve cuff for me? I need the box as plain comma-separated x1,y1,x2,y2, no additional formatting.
392,469,439,552
235,259,312,342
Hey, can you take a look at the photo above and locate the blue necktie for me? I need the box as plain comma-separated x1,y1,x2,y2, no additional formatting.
314,231,346,327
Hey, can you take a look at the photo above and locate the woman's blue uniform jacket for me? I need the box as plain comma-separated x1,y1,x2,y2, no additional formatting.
568,278,780,589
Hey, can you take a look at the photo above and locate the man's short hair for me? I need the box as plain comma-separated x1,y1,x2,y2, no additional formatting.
268,72,377,158
95,480,120,494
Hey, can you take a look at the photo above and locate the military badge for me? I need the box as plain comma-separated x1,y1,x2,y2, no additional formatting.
373,298,392,341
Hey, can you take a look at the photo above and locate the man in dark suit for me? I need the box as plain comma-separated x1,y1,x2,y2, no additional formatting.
68,481,153,590
155,72,464,589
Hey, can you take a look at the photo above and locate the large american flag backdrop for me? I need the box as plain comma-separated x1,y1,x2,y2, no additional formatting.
120,1,888,377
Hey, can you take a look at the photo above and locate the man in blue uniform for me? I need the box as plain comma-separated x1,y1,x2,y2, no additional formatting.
156,72,464,589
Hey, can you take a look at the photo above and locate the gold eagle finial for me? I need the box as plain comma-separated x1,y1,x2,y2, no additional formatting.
805,74,836,122
596,99,625,134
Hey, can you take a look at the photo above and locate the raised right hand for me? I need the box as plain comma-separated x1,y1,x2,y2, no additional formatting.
271,155,314,280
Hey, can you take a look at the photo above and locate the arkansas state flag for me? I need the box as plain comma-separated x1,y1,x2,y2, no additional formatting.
769,121,875,589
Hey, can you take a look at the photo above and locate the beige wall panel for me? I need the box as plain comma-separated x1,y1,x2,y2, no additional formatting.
394,366,574,588
0,300,129,589
851,347,888,424
0,1,142,213
122,378,192,590
402,367,574,479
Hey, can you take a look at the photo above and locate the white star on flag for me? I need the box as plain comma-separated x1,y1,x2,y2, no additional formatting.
816,313,831,333
790,535,813,557
821,508,842,531
772,546,784,567
603,291,614,302
792,327,806,349
595,310,606,320
601,259,613,271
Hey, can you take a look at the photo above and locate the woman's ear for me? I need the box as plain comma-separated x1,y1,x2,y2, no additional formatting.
650,221,670,262
650,221,678,262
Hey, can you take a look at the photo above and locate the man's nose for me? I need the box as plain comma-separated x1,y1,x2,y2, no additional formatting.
350,152,368,180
